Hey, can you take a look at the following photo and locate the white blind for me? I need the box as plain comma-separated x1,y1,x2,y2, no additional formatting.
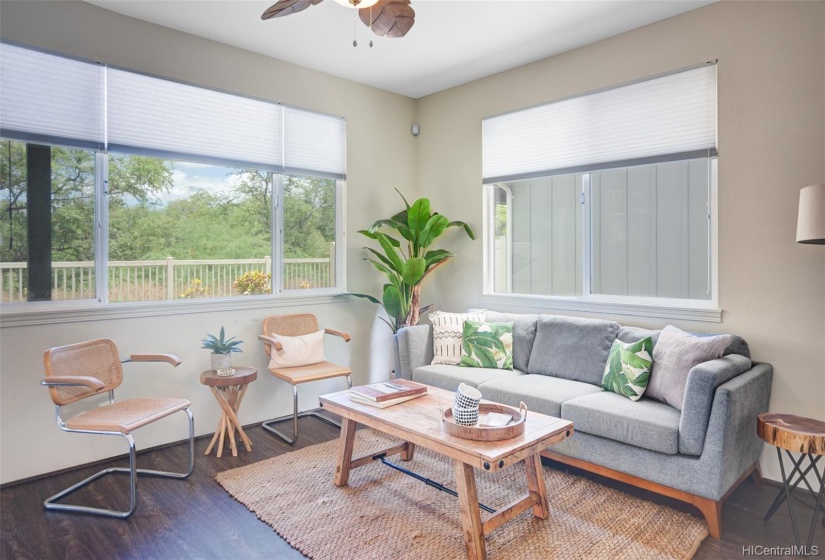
284,106,346,179
107,69,283,170
0,43,103,149
482,64,717,182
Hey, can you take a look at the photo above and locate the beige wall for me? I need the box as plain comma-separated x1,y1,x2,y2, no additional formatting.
416,1,825,482
0,1,415,483
2,1,823,486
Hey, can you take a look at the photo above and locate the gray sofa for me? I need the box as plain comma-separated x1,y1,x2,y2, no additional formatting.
394,311,773,538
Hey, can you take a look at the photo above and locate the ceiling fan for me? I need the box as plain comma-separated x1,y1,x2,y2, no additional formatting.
261,0,415,39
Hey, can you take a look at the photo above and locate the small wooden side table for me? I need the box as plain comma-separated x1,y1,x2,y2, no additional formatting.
757,413,825,548
200,367,257,458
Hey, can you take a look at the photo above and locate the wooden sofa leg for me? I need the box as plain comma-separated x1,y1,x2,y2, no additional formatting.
694,497,722,539
751,461,764,485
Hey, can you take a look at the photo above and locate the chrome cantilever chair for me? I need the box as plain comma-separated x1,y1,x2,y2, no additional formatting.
259,313,352,444
41,338,194,518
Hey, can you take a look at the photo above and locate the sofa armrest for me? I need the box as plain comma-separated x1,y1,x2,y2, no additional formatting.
393,325,432,380
679,354,753,455
700,363,773,498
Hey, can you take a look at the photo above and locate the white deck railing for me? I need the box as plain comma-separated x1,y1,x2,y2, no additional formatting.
0,250,335,303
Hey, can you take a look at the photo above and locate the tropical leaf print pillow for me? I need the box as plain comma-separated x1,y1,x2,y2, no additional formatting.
601,337,654,401
460,321,514,370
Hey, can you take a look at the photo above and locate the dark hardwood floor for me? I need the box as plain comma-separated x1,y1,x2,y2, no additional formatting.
2,417,823,559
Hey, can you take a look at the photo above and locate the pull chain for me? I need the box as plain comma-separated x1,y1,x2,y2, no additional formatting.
352,12,357,47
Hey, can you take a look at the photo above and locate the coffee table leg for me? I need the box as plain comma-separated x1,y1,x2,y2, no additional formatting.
453,459,486,560
401,442,415,461
525,454,549,519
334,418,357,487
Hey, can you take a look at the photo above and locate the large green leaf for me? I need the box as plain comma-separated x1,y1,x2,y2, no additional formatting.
448,220,476,240
402,257,426,285
376,234,404,272
408,198,431,236
368,219,407,234
423,249,453,267
391,209,408,226
382,284,402,320
345,292,381,305
395,188,412,211
365,247,396,271
420,214,450,248
366,258,398,281
373,231,401,248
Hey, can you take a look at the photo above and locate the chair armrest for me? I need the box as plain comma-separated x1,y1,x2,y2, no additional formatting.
324,328,351,342
126,353,182,367
258,334,283,351
41,376,106,391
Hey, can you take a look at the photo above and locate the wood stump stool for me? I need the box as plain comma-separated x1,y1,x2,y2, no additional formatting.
201,367,257,458
757,413,825,548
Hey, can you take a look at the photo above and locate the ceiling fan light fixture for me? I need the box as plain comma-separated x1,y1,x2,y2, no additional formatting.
333,0,379,8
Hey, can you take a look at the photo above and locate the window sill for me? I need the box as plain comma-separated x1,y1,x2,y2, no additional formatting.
0,291,344,328
479,293,722,323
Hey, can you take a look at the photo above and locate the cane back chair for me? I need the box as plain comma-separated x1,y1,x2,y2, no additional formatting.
41,338,194,518
258,313,351,444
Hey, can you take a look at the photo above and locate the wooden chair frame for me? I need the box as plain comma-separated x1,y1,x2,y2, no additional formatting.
41,341,194,519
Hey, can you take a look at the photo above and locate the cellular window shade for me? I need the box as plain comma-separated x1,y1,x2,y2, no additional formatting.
107,68,283,170
284,106,346,179
0,43,103,149
482,64,717,183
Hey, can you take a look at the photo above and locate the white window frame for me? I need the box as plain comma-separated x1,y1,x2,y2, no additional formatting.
1,42,348,326
482,159,720,322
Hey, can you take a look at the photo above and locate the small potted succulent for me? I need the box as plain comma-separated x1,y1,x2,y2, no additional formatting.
201,326,244,370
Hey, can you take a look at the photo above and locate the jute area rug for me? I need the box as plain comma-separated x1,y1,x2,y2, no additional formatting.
216,431,707,560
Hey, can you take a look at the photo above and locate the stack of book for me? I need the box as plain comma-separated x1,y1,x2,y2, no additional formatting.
349,379,427,408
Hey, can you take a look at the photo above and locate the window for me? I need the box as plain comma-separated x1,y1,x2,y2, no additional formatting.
483,64,718,317
1,140,97,302
0,42,345,307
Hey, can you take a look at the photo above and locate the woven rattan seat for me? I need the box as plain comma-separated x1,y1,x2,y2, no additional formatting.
259,314,352,444
65,397,191,433
41,338,194,518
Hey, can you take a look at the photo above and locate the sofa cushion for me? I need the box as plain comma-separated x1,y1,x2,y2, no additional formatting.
617,325,751,360
460,320,514,370
617,325,661,347
412,364,523,392
647,325,732,411
477,374,602,418
485,311,538,372
561,392,681,455
528,315,620,385
429,310,486,365
600,337,654,401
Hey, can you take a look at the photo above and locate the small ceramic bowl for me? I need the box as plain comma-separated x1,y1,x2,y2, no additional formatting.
454,382,482,410
452,404,479,426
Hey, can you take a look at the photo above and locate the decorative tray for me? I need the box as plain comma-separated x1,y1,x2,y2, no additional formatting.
441,402,527,441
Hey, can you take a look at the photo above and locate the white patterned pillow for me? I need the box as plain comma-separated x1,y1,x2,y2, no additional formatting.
429,310,486,365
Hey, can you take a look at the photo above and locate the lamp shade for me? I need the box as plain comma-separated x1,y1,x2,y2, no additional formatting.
796,184,825,244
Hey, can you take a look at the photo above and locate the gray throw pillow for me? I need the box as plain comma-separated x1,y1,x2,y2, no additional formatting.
646,325,732,410
528,315,620,385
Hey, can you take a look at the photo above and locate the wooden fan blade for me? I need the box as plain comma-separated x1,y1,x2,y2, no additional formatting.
262,0,323,20
359,0,415,38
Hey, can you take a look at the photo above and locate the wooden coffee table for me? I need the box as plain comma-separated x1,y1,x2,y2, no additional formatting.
320,385,573,560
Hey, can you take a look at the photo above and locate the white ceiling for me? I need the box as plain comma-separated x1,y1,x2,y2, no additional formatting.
85,0,715,99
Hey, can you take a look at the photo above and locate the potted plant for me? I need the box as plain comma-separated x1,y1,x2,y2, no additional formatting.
349,190,475,332
201,326,244,370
